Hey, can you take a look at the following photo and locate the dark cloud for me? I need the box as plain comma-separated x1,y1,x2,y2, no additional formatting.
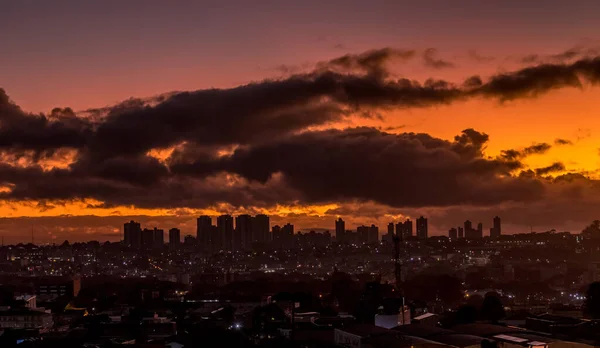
1,48,600,224
170,128,541,208
534,162,566,176
554,138,574,146
325,47,416,77
423,48,455,69
523,143,552,156
0,89,92,158
519,45,600,64
499,143,552,161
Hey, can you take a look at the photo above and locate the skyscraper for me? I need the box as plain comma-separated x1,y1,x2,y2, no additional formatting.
449,227,458,239
153,228,164,248
253,214,270,244
416,216,428,240
271,225,282,248
477,222,483,239
464,220,474,239
491,216,502,238
403,219,413,239
217,214,234,251
196,216,212,251
124,220,141,249
169,228,181,245
236,214,253,250
368,224,379,244
282,223,294,249
357,225,369,244
335,218,345,243
458,226,464,238
141,228,154,249
385,222,394,243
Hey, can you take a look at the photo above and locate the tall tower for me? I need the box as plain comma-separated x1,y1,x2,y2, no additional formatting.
217,215,234,251
124,220,141,249
335,218,345,243
492,216,502,238
197,216,213,251
169,228,181,245
416,216,428,240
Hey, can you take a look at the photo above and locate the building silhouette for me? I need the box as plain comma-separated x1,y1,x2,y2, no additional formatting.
416,216,428,240
235,214,253,251
477,222,483,239
169,228,180,245
490,216,502,238
449,227,458,239
253,214,270,244
458,226,464,238
335,218,345,243
384,222,394,243
123,220,141,249
396,219,413,240
357,225,370,244
217,215,234,251
153,228,164,248
196,216,212,251
368,224,379,244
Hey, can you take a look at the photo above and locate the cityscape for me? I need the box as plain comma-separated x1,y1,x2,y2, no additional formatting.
3,1,600,347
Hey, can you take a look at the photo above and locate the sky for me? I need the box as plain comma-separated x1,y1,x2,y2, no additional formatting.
1,0,600,243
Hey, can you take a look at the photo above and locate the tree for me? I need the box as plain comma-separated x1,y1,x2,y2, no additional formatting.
584,282,600,319
481,292,505,322
582,220,600,240
455,304,478,324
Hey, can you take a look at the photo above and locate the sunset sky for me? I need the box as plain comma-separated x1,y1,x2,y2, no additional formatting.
2,0,600,243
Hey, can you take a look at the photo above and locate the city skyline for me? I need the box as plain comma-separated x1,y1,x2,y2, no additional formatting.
3,1,600,242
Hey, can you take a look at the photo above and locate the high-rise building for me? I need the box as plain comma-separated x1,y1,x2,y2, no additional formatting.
357,225,370,244
169,228,181,245
253,214,270,244
153,228,164,248
196,216,212,251
282,223,294,249
236,214,253,250
403,219,413,239
384,222,394,243
141,228,155,249
464,220,475,239
416,216,428,240
477,223,483,239
449,227,458,239
335,218,345,243
368,224,379,244
124,221,141,249
491,216,502,238
458,226,464,238
272,225,282,248
218,215,234,251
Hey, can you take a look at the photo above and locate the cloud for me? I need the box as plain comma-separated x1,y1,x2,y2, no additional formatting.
169,128,544,208
423,48,455,69
2,47,600,234
324,47,416,77
534,162,566,176
519,45,600,64
554,138,574,146
523,143,552,156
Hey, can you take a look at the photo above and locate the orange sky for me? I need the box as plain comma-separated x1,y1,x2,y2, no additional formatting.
2,1,600,242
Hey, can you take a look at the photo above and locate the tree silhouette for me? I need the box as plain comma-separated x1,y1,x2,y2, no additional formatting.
481,292,505,322
582,221,600,240
455,304,478,324
584,282,600,319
